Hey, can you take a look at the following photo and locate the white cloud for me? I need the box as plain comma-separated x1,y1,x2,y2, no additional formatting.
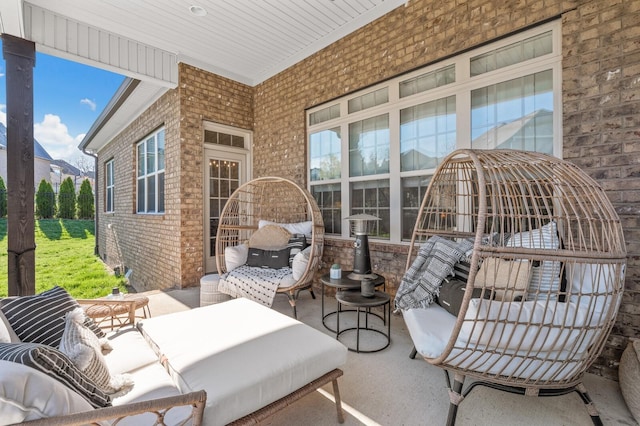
34,114,88,163
0,104,6,126
80,98,97,111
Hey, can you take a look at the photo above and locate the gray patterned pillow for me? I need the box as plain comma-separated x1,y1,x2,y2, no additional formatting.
59,308,133,394
0,286,105,347
0,342,111,408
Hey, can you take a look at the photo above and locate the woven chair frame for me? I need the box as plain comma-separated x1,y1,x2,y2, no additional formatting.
406,150,626,412
215,176,325,315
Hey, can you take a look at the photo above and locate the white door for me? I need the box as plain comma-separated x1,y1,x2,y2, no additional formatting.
203,124,251,273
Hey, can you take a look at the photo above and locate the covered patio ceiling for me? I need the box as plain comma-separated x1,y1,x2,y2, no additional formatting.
0,0,408,87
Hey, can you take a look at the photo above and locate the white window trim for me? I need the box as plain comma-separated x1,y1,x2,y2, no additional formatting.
307,20,562,244
105,159,114,213
136,127,165,214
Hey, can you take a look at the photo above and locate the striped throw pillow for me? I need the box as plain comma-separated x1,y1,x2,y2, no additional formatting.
0,286,105,347
0,342,111,408
287,234,308,267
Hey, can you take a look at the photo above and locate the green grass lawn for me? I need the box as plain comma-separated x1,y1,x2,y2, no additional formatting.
0,218,127,298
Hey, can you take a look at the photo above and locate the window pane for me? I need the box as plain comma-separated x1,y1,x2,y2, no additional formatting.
471,70,553,154
137,144,145,177
400,64,455,98
157,130,165,170
349,114,389,177
158,172,165,213
471,31,552,76
401,96,456,172
310,128,341,181
146,176,156,213
146,137,156,173
350,179,390,239
348,88,388,114
106,188,112,213
401,176,431,240
311,183,341,234
231,135,245,148
309,104,340,125
137,179,145,212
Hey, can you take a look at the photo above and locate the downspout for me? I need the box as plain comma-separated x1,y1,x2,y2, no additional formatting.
82,147,99,256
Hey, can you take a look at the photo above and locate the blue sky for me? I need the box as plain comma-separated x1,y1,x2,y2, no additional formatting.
0,39,124,165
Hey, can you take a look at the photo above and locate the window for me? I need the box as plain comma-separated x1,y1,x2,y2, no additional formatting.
307,22,561,242
105,159,114,213
137,128,165,213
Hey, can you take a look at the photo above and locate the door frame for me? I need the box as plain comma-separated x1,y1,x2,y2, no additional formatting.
203,122,252,273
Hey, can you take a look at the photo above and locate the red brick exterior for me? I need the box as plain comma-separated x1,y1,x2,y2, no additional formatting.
98,0,640,378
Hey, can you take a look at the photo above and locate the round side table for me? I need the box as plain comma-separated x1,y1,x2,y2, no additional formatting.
320,272,385,333
335,290,391,353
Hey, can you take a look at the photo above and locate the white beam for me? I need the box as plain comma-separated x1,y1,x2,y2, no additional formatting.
23,3,178,87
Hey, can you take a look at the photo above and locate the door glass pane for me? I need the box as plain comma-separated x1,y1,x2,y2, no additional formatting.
208,158,240,261
310,128,341,181
401,96,456,172
471,69,553,154
349,114,389,177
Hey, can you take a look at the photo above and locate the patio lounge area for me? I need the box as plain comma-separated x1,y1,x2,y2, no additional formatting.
142,287,636,426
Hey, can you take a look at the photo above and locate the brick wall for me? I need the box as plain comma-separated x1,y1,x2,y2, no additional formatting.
97,89,182,291
176,63,253,287
252,0,640,378
99,65,253,290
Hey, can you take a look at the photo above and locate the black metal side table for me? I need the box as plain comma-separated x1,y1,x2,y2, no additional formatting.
335,290,391,353
320,272,385,333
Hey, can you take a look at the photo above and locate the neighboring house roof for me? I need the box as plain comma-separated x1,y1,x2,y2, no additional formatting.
51,159,82,176
471,109,552,149
0,122,53,161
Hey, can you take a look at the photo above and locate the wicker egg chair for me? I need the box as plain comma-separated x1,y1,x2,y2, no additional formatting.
399,149,626,425
215,176,325,318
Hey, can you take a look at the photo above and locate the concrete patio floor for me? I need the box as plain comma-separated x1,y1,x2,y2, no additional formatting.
138,286,636,426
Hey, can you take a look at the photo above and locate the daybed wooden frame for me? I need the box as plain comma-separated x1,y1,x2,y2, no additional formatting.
215,176,325,318
403,149,626,425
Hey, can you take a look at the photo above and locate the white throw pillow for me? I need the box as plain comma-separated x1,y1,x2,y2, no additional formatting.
0,311,20,343
259,220,313,238
59,308,133,394
225,243,249,271
0,359,95,423
506,221,560,300
292,246,312,281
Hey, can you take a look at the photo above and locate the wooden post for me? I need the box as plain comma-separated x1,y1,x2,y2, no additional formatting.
2,34,36,296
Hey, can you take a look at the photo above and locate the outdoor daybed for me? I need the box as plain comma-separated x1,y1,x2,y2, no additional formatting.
0,287,348,425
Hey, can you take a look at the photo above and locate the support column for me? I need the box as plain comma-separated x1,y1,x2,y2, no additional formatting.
2,34,36,296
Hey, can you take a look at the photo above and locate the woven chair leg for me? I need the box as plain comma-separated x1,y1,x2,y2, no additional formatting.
574,384,604,426
332,378,345,423
445,372,465,426
409,346,417,359
286,292,297,319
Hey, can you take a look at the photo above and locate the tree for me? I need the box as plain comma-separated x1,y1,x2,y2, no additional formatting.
0,176,6,218
77,179,95,219
58,177,76,219
35,179,55,219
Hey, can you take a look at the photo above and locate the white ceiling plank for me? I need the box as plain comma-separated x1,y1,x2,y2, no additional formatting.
17,0,405,86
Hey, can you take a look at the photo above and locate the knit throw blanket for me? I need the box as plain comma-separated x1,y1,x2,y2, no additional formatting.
394,236,474,311
218,265,292,307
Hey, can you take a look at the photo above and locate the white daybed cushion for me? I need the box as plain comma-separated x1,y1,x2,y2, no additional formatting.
0,359,95,423
138,298,348,426
259,219,313,238
104,327,161,375
0,311,19,343
111,362,192,426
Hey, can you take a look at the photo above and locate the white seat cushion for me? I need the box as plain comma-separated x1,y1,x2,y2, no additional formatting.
105,327,160,375
138,298,347,426
403,304,456,359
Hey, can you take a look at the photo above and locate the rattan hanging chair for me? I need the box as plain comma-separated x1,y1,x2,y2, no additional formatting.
215,176,325,318
399,149,626,425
